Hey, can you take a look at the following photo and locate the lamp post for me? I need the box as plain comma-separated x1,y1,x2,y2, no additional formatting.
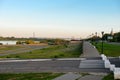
95,32,97,45
91,33,94,42
101,31,104,54
95,32,97,37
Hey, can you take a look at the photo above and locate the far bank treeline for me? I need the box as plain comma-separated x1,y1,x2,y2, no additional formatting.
0,37,70,45
16,39,70,45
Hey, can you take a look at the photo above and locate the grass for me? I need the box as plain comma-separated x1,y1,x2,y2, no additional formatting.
0,73,63,80
92,42,120,57
102,73,114,80
0,42,82,59
0,45,23,51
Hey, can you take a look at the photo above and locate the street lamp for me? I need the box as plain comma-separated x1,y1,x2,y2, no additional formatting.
101,31,104,54
95,32,97,37
91,33,94,42
95,32,97,45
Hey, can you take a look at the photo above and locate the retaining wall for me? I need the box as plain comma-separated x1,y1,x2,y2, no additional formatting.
101,54,120,79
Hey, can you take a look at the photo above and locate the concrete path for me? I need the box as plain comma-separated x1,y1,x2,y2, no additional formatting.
53,72,81,80
0,58,85,62
81,41,100,58
53,72,106,80
78,75,104,80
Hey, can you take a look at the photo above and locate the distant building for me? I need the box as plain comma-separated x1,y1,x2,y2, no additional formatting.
107,28,114,41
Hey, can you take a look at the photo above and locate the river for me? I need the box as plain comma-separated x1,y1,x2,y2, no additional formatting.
0,41,17,45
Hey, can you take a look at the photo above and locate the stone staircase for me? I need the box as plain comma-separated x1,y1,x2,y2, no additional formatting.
79,59,104,69
78,57,110,73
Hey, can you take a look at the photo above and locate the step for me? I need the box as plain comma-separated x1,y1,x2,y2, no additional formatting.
79,60,105,69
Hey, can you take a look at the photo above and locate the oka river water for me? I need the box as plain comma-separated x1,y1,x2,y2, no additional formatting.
0,41,17,45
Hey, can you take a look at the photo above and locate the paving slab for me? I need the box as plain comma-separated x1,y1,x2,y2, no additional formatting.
53,72,81,80
79,75,104,80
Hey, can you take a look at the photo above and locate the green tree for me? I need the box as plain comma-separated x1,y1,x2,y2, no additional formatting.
113,32,120,42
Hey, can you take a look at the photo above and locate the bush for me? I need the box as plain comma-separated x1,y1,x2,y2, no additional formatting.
15,55,20,58
54,55,58,58
51,55,59,58
29,51,32,54
6,56,11,58
59,54,64,57
16,41,22,44
0,43,3,45
25,40,34,44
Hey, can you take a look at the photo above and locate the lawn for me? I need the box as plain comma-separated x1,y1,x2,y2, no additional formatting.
102,73,114,80
92,42,120,57
0,42,82,59
0,73,63,80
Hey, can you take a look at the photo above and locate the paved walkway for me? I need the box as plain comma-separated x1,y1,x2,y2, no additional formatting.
53,72,81,80
78,75,104,80
53,41,106,80
81,41,100,58
53,73,105,80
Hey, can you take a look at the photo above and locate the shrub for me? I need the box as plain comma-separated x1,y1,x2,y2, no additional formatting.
15,55,20,58
6,56,11,58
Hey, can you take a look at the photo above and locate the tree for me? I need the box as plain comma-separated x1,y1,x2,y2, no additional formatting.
16,41,22,44
25,40,34,44
102,34,112,41
113,32,120,42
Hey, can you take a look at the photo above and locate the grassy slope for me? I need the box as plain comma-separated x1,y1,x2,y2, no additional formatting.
0,45,23,51
92,42,120,57
0,43,82,59
0,73,63,80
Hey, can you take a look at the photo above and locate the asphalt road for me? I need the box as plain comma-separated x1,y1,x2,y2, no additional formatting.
0,59,109,73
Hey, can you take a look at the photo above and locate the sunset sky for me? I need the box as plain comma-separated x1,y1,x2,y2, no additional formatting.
0,0,120,38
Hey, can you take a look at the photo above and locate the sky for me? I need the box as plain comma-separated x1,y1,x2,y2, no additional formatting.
0,0,120,38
